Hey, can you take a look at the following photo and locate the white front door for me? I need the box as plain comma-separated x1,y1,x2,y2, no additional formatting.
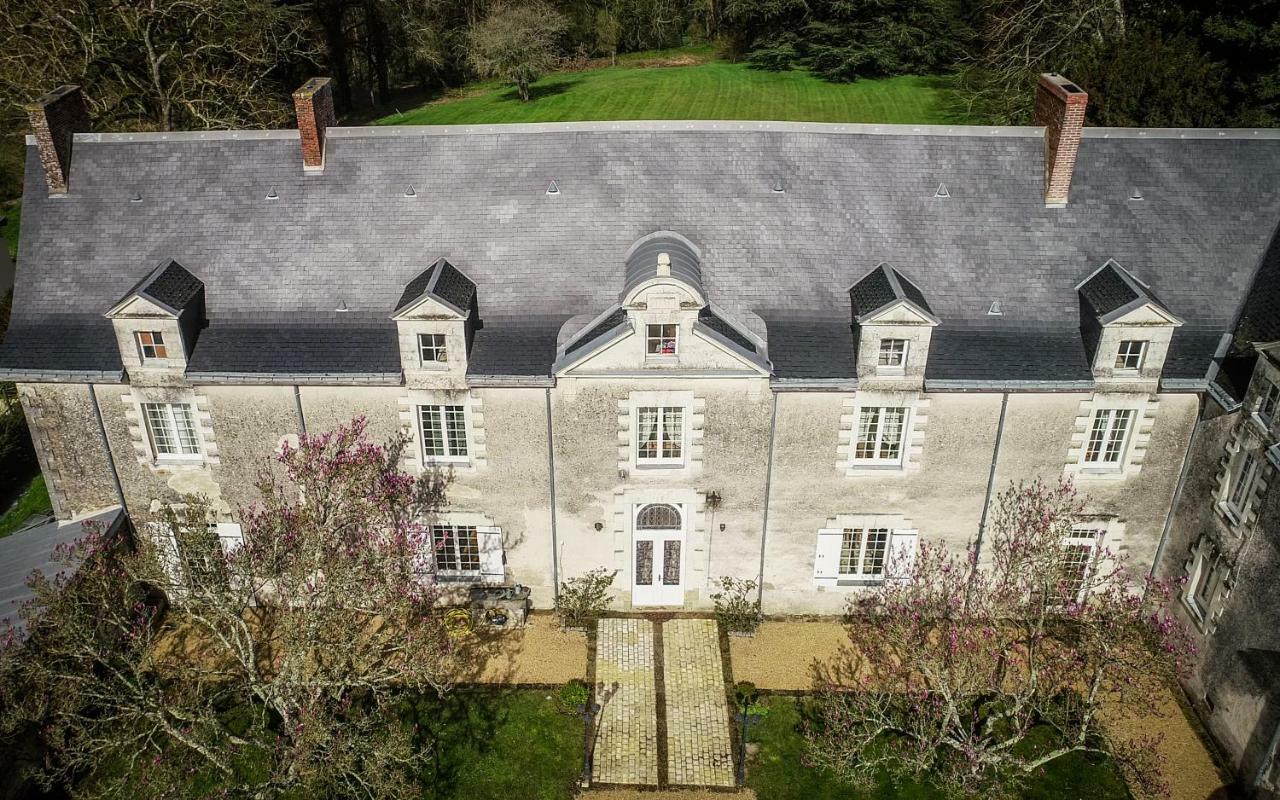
632,503,684,607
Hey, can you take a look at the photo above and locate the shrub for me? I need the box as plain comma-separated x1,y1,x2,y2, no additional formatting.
557,679,590,713
747,35,800,71
710,575,762,634
554,567,615,630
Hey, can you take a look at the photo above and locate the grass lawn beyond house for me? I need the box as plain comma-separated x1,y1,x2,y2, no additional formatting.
745,695,1131,800
377,57,961,127
0,474,52,538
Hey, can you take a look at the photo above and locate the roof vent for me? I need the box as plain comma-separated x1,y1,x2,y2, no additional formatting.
1129,187,1143,201
771,178,785,193
546,179,560,195
129,192,143,203
265,187,279,200
403,184,416,198
335,299,349,313
935,183,950,199
988,300,1003,316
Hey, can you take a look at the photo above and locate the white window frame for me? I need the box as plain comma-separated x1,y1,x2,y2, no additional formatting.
1183,544,1224,623
1058,524,1105,605
837,527,890,579
1082,408,1135,468
851,406,908,467
646,324,679,358
1221,450,1260,524
418,404,469,464
635,405,686,467
136,330,169,361
142,402,203,462
1114,340,1147,372
1257,379,1279,426
432,524,481,577
876,338,908,373
417,333,448,366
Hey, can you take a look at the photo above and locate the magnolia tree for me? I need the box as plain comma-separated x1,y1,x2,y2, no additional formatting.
0,418,456,799
806,479,1194,798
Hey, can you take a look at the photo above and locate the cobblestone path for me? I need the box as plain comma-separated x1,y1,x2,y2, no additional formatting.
662,619,735,787
592,618,659,786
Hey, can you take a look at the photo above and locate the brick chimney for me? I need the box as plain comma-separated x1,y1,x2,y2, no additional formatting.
293,77,335,171
26,85,90,196
1033,73,1088,207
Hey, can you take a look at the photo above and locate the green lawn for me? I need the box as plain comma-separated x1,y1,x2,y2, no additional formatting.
0,474,52,538
745,696,1131,800
378,60,961,126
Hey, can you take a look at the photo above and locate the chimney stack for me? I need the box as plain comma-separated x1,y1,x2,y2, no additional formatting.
26,85,90,196
293,77,335,171
1033,73,1088,207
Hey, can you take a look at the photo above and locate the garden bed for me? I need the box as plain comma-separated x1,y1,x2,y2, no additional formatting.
449,610,589,685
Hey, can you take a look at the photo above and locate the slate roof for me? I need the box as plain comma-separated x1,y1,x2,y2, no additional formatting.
1077,259,1179,325
3,122,1279,385
623,231,702,302
111,258,203,315
698,306,757,353
563,306,628,356
848,263,935,322
393,257,476,317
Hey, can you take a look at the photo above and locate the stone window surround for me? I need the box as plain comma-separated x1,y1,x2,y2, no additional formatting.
1059,519,1119,605
1182,535,1232,634
398,389,486,473
1064,392,1156,481
618,390,704,478
1214,425,1269,530
607,486,708,596
122,387,219,470
838,390,928,476
814,513,918,588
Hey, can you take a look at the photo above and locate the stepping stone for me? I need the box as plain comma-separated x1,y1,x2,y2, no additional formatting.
592,618,659,786
661,618,735,787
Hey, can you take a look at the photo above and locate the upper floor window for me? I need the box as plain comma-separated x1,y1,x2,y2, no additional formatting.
1223,451,1260,523
877,339,908,371
636,406,683,465
419,404,468,462
1057,525,1104,605
143,403,201,460
646,324,678,357
137,331,168,360
1114,340,1147,371
432,524,480,575
418,333,447,365
1258,379,1280,425
1083,408,1134,466
853,407,907,465
1184,542,1225,623
839,527,889,579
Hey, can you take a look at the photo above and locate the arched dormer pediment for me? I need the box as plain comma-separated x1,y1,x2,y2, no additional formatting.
621,231,707,309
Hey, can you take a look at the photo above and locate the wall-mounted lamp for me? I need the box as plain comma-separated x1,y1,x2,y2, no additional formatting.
593,522,604,532
719,523,726,532
705,490,723,511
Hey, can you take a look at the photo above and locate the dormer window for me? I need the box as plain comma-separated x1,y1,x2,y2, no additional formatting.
646,324,678,357
1114,340,1146,371
418,333,447,365
136,331,168,360
877,338,908,371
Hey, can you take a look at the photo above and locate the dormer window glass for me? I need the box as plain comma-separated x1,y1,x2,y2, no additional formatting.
646,324,678,357
137,331,168,360
418,333,448,365
1258,380,1279,425
877,339,908,370
1114,340,1146,371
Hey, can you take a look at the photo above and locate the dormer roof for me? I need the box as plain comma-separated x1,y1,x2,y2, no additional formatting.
105,259,203,318
1076,259,1183,326
393,257,476,319
622,231,705,306
849,263,938,325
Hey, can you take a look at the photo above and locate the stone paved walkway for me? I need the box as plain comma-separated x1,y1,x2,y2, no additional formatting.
592,618,659,786
662,619,735,787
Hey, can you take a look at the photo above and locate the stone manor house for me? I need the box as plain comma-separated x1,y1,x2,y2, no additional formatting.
3,75,1280,791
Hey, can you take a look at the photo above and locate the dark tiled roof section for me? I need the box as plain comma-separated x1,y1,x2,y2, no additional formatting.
1163,327,1225,380
849,265,896,319
698,306,756,353
761,315,855,379
395,267,435,314
1236,221,1280,348
564,307,628,356
7,128,1280,379
1078,263,1139,318
144,260,203,310
434,259,476,313
0,317,122,372
926,326,1092,382
185,323,400,374
896,271,932,315
468,316,565,375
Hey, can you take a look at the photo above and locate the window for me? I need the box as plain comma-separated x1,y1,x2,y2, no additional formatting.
418,333,447,364
838,527,889,578
877,339,908,370
432,524,480,574
143,403,201,460
1057,525,1104,605
419,405,468,461
1258,379,1280,425
646,324,678,357
137,331,168,360
853,407,907,465
1083,408,1134,466
1114,340,1147,371
1223,451,1260,522
1185,544,1225,622
636,406,683,464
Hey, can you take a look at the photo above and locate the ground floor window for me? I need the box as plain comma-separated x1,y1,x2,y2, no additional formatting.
1057,525,1105,605
838,527,889,579
433,524,480,575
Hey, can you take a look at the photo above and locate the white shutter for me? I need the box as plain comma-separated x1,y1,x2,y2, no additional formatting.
887,529,919,582
814,528,844,586
215,522,243,555
146,522,185,598
477,527,505,584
